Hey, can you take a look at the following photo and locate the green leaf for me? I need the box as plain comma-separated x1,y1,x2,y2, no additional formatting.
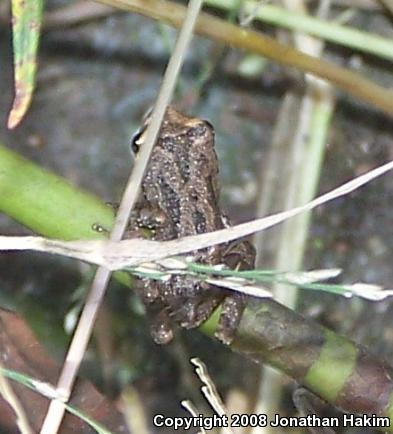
8,0,44,129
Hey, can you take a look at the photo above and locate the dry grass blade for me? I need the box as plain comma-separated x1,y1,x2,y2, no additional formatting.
190,358,234,434
190,358,228,416
44,1,115,28
181,400,207,434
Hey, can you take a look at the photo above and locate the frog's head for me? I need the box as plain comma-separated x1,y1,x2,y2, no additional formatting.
130,106,214,155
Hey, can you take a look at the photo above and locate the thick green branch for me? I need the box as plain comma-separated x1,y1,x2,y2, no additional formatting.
233,301,393,428
0,145,114,240
0,144,131,287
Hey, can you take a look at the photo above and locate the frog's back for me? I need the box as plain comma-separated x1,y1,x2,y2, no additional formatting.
142,107,224,239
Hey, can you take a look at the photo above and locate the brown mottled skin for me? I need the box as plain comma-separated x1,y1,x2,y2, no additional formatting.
129,107,255,344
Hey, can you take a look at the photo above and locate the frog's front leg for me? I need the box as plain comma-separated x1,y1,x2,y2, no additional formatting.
215,239,256,344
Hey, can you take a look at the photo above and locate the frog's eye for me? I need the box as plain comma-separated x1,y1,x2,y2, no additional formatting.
131,129,145,154
203,120,214,131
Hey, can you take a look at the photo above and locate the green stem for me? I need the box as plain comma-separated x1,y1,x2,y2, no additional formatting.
0,146,113,240
0,144,130,286
207,0,393,62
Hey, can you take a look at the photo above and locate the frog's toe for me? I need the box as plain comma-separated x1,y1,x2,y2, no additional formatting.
150,310,174,344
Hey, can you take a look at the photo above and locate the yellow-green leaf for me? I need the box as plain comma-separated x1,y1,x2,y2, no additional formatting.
8,0,44,129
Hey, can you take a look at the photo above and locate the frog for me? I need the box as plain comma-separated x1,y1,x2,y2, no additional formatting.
129,107,255,345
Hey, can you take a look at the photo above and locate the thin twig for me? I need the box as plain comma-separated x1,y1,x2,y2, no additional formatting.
39,1,204,433
191,358,231,417
190,358,234,434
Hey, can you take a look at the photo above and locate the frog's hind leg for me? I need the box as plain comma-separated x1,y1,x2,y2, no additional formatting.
215,293,246,345
170,294,223,330
170,291,246,345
